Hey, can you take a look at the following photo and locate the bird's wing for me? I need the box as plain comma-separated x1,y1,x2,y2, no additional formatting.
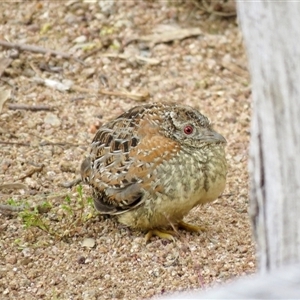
83,112,180,215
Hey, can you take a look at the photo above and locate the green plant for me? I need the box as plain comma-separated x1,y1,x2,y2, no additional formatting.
14,185,96,239
76,184,94,222
19,201,52,233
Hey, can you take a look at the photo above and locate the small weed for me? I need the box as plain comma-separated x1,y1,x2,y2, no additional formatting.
9,185,96,239
21,209,47,230
76,184,94,222
61,195,74,216
6,198,29,209
19,201,52,234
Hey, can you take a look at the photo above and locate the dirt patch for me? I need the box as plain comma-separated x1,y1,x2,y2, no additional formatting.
0,1,254,299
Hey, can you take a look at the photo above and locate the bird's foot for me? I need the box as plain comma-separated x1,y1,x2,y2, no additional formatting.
178,220,206,232
145,229,176,243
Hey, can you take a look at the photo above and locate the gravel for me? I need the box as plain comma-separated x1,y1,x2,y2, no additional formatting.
0,1,255,299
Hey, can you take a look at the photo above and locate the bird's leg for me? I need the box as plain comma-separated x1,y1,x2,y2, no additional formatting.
178,220,206,232
145,229,176,242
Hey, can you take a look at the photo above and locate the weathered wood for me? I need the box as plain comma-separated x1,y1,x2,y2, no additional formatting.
160,264,300,299
238,2,300,272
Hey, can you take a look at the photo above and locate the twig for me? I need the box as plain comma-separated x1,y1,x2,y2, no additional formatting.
39,141,82,147
97,53,160,65
0,141,30,146
0,40,84,64
0,140,83,148
60,177,82,188
8,104,55,111
81,47,102,60
0,183,28,190
0,204,26,214
71,86,150,101
30,132,84,147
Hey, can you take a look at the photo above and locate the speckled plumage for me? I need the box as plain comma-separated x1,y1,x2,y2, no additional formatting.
81,103,227,237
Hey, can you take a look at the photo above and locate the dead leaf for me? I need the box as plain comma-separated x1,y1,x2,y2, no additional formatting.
44,78,73,92
130,28,202,46
33,77,73,92
0,58,12,77
0,87,11,113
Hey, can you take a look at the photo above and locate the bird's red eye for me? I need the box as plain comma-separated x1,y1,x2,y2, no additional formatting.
184,125,194,135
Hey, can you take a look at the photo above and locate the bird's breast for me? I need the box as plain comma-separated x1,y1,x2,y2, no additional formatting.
148,144,227,207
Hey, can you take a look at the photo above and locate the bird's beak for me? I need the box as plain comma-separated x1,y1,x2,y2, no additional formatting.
199,129,226,144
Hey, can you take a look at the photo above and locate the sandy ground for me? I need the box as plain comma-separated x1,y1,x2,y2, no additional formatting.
0,1,255,299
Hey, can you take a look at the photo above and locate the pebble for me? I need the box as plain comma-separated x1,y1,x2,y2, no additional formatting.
44,113,61,127
73,35,87,43
82,238,96,248
5,255,17,265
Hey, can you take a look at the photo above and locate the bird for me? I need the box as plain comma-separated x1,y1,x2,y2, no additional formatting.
81,103,227,241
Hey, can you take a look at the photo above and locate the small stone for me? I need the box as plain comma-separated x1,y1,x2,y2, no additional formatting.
3,288,9,295
73,35,87,43
5,255,17,265
239,246,248,253
59,161,75,173
82,238,96,248
82,68,95,79
20,258,31,265
77,256,86,264
44,113,61,127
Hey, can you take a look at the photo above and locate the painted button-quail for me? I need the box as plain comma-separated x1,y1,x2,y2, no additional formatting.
81,103,227,241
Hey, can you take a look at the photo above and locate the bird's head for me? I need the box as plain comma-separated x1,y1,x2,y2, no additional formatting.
160,104,226,149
